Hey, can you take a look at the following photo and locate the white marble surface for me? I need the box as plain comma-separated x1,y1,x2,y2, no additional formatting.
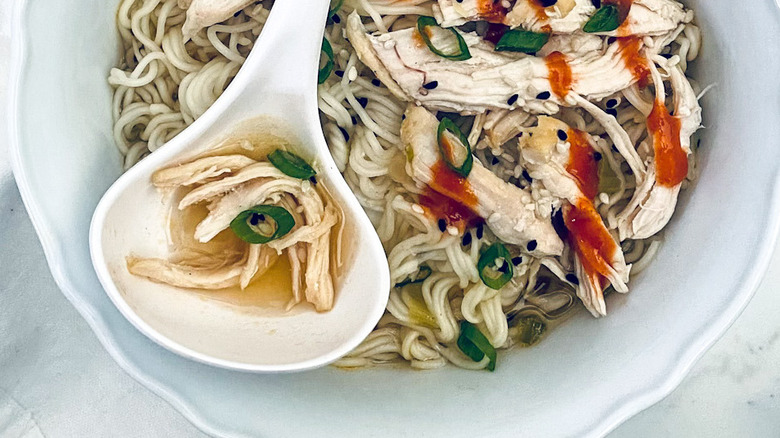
0,4,778,438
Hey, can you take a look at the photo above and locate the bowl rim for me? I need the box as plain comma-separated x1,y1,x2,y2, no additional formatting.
7,0,780,437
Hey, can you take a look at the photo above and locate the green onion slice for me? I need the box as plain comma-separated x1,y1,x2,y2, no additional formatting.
494,29,550,54
268,149,316,180
395,265,433,288
583,5,621,33
230,205,295,244
328,0,344,21
477,242,513,290
318,38,335,84
513,315,547,347
416,16,471,61
457,321,497,371
437,117,473,178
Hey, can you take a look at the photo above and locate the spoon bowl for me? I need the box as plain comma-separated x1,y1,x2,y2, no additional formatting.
89,0,390,373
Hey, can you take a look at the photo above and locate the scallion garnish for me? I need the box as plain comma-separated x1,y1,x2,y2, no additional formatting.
318,38,335,84
494,29,550,54
477,242,513,290
437,117,473,178
328,0,344,22
583,4,621,33
230,205,295,244
268,149,317,180
416,16,471,61
457,321,497,371
395,265,433,288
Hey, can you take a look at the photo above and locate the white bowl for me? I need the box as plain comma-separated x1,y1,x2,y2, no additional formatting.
8,0,780,436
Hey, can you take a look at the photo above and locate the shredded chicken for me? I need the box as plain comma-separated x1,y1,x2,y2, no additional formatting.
617,57,701,240
401,105,564,256
436,0,689,37
181,0,255,40
518,116,630,316
128,153,342,312
347,12,659,115
151,155,256,187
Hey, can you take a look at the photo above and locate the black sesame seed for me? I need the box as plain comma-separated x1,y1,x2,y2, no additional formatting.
551,209,568,240
438,219,447,232
335,70,344,77
357,97,368,108
462,232,472,246
557,130,568,141
250,214,260,226
331,14,341,24
456,0,463,2
423,81,439,90
566,273,580,285
594,152,603,161
339,127,350,141
606,98,618,108
491,156,500,165
606,108,618,117
527,240,538,251
512,256,523,266
476,223,484,239
371,78,381,87
522,169,533,183
536,91,551,100
309,176,318,185
402,114,406,120
507,94,519,105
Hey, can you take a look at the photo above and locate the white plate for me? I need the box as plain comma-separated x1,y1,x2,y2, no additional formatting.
8,0,780,437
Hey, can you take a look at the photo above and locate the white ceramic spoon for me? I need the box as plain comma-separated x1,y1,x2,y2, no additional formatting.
89,0,390,373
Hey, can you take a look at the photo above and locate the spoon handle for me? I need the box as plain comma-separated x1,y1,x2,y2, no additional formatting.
240,0,332,97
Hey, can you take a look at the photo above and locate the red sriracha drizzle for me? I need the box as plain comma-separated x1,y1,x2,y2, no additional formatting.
545,51,573,99
617,37,650,88
419,161,483,230
563,199,618,287
565,129,600,200
648,98,688,187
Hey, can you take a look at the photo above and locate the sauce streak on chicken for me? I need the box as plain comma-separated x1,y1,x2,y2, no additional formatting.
528,0,552,23
648,99,688,187
419,186,483,230
478,0,510,23
565,129,600,200
563,199,618,286
545,51,573,99
426,160,479,209
617,37,650,88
